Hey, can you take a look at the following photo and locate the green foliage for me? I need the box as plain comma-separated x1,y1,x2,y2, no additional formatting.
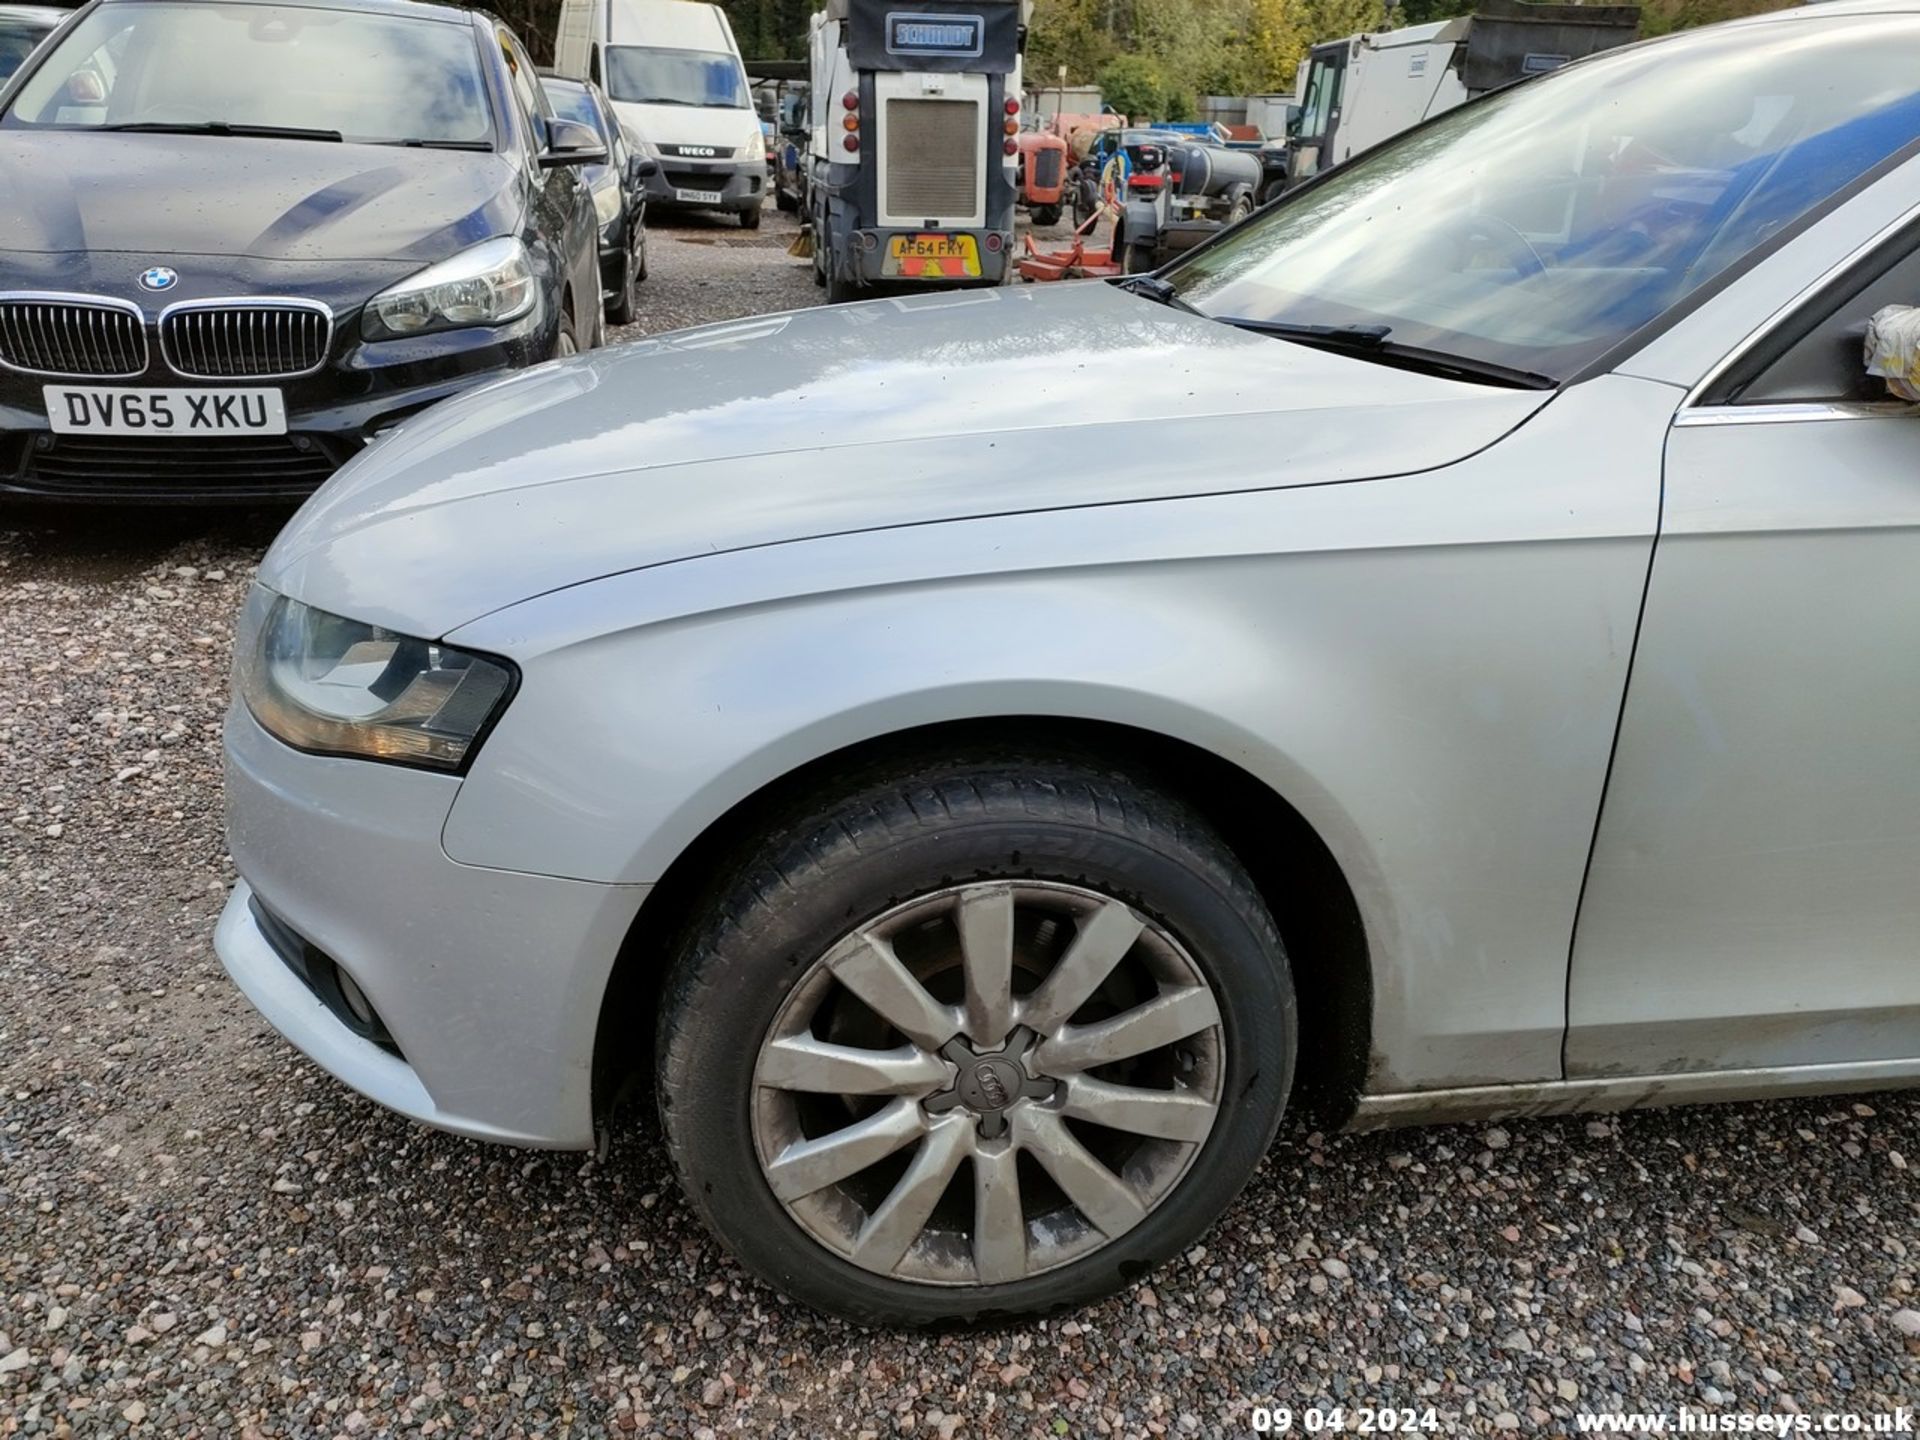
720,0,827,60
479,0,1802,95
1390,0,1474,26
1095,53,1172,121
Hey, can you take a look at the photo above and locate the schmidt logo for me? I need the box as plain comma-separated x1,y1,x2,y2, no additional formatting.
887,12,984,58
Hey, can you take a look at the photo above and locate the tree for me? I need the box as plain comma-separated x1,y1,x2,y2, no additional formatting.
1096,52,1171,120
1030,0,1117,85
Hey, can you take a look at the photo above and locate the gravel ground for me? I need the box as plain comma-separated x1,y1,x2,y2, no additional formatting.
610,204,821,340
2,206,1917,1439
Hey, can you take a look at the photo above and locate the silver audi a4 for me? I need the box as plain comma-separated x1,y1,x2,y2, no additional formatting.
218,2,1920,1325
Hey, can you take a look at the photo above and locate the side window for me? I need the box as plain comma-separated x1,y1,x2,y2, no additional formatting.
500,29,549,150
1733,236,1920,405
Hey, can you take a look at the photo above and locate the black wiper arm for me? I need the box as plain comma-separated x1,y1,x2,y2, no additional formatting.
386,138,494,151
1217,316,1392,348
99,120,343,141
1216,316,1555,390
1116,274,1204,316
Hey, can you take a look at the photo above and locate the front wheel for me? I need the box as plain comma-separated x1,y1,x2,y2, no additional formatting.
607,239,640,326
739,201,763,230
656,756,1296,1326
551,308,579,359
1031,202,1063,228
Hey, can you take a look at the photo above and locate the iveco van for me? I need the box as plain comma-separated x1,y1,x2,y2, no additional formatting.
554,0,765,227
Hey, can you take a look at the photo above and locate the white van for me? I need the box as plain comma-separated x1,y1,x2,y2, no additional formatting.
554,0,766,227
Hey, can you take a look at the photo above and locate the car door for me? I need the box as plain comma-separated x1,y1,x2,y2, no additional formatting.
504,29,591,340
1566,220,1920,1079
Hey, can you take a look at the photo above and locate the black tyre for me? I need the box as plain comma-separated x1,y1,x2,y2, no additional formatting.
740,201,763,230
607,242,640,327
826,271,863,305
1121,240,1157,275
775,187,799,213
551,307,579,360
1228,192,1256,226
1032,203,1063,228
656,755,1295,1327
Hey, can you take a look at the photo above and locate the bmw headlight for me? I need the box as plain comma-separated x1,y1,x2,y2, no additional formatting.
362,236,537,341
236,588,516,772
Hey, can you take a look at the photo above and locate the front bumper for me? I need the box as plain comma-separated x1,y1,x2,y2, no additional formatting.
644,156,763,212
215,702,647,1148
0,308,553,504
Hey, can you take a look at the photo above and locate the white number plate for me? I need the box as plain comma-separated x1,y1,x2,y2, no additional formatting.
675,187,723,205
45,386,288,437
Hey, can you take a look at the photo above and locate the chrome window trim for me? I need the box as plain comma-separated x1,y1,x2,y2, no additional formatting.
0,292,149,379
1674,400,1920,428
1678,197,1920,417
157,297,336,380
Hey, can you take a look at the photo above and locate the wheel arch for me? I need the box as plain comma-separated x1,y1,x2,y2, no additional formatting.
591,714,1373,1136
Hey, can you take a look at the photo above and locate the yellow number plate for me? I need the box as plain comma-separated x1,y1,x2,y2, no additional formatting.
883,233,982,280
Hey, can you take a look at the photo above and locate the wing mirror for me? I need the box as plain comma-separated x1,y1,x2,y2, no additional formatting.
1865,305,1920,401
541,117,609,169
628,154,659,184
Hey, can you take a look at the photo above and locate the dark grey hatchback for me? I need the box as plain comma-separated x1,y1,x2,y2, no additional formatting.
0,0,606,502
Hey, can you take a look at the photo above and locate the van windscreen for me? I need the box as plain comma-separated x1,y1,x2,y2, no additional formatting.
605,46,748,109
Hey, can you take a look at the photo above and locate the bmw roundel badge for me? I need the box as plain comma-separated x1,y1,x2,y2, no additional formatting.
138,266,179,293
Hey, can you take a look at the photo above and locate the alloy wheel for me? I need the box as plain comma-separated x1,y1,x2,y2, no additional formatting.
750,881,1225,1287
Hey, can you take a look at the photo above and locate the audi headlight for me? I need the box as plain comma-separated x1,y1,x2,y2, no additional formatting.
236,588,516,772
362,236,536,341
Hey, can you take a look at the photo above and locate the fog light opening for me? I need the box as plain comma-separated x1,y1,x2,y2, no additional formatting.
336,969,377,1029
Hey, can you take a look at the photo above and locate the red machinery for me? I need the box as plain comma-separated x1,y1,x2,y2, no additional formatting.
1017,144,1163,281
1013,131,1070,227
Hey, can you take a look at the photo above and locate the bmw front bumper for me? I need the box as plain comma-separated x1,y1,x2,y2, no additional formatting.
0,306,557,504
214,701,647,1149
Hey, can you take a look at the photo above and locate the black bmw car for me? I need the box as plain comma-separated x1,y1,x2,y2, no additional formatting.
0,0,607,502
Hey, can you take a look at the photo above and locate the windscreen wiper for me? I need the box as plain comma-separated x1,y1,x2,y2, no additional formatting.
99,120,343,142
387,138,494,151
1218,317,1393,348
1216,316,1556,391
1115,274,1205,317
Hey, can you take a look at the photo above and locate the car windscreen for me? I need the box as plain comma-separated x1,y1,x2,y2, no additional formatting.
0,15,56,85
0,1,495,146
605,46,749,110
1166,14,1920,384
